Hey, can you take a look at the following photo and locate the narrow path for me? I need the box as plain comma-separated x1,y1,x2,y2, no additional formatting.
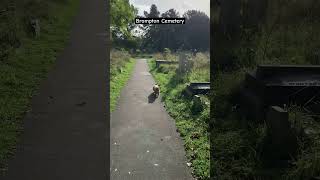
2,0,107,179
111,59,193,180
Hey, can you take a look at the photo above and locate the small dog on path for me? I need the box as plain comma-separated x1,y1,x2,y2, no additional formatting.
153,84,160,98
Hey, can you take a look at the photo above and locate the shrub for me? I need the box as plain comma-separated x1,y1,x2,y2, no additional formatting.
0,2,21,61
189,52,210,82
110,49,131,78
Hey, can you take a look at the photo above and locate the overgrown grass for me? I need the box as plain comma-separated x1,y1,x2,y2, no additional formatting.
148,52,210,179
211,13,320,179
0,0,80,173
110,50,136,112
211,70,267,179
283,107,320,180
211,68,320,179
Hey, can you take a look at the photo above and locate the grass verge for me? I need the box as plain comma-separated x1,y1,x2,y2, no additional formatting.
147,58,210,180
0,0,80,173
211,19,320,179
110,59,136,112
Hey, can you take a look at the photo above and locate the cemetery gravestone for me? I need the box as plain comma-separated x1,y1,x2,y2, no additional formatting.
30,19,40,37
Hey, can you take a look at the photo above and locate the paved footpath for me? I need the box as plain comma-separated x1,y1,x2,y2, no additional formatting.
2,0,108,179
111,59,193,180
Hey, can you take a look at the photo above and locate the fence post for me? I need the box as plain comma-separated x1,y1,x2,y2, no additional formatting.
179,53,188,74
30,19,40,37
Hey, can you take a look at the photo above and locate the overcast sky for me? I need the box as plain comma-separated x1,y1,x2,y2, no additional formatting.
129,0,210,17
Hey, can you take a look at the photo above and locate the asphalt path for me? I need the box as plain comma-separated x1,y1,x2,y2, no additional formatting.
110,59,193,180
2,0,108,179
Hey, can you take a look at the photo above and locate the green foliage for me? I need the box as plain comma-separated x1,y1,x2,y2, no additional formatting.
110,0,137,39
21,0,50,20
110,0,141,50
211,69,262,179
141,5,209,52
110,53,135,112
154,49,178,61
285,145,320,180
148,53,210,179
0,7,20,60
182,10,210,51
284,107,320,180
213,0,320,71
0,0,73,62
212,0,320,179
143,4,160,18
110,49,131,78
188,52,210,82
163,48,171,59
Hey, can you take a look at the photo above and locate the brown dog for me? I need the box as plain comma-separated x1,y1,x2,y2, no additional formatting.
153,84,160,97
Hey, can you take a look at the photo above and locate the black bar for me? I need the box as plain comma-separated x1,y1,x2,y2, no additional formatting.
135,18,186,24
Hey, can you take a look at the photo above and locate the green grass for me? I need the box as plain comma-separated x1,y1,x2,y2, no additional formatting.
0,0,80,173
211,69,320,179
147,58,210,180
211,21,320,179
110,59,136,112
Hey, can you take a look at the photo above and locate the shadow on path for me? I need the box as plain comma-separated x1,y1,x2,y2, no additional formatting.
148,92,157,103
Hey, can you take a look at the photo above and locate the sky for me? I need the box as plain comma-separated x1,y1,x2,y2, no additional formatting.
129,0,210,17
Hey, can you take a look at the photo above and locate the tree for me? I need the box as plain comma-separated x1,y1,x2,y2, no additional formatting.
140,5,210,52
110,0,137,40
212,0,241,69
141,4,161,51
161,8,179,18
158,9,181,51
181,10,210,51
143,4,160,18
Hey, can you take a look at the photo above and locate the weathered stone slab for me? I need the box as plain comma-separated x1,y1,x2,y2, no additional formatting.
185,82,210,96
155,60,178,68
238,65,320,120
264,106,298,160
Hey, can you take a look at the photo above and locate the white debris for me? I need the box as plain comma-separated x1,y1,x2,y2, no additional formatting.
114,168,118,172
187,162,192,167
154,163,159,166
114,142,117,145
128,172,131,175
147,150,150,153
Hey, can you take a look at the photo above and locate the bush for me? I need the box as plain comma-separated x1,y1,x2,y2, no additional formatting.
154,49,178,61
110,49,131,78
163,48,171,59
283,106,320,179
0,3,21,61
189,52,210,82
0,0,71,62
212,1,320,179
